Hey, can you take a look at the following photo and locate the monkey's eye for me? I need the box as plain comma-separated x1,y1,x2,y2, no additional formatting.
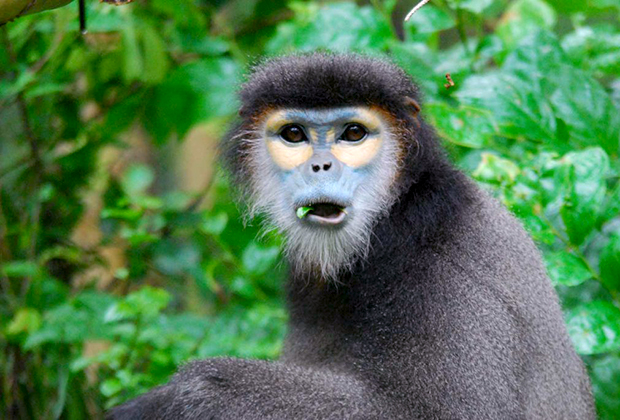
279,124,307,143
340,124,367,142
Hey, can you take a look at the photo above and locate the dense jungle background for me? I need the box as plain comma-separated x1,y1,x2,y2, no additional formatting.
1,0,619,418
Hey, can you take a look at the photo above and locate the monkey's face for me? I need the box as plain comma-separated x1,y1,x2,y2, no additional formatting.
247,106,401,278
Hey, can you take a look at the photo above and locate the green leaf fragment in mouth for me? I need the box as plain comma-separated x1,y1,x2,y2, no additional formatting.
296,206,313,219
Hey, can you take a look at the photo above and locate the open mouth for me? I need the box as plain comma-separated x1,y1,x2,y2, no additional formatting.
296,203,347,226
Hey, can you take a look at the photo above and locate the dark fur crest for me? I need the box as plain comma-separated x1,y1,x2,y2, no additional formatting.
238,53,421,120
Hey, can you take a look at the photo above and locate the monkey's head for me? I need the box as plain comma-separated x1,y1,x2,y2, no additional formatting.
223,53,431,279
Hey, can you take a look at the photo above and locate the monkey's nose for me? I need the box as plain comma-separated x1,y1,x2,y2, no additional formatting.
312,162,332,172
303,153,342,183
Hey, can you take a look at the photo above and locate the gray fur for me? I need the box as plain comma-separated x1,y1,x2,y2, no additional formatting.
108,53,595,420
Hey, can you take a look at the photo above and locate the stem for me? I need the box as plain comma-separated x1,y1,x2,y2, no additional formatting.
455,7,472,59
0,186,18,311
1,26,45,297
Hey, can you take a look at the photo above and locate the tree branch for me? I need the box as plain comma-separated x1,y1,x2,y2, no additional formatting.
405,0,432,21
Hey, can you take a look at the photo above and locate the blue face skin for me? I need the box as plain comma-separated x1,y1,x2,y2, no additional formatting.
263,108,387,227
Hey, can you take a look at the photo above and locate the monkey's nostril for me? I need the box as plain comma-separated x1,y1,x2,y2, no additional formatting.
323,162,332,171
312,164,321,173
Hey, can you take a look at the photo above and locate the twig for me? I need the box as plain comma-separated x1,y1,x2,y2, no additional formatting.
444,73,455,89
455,7,472,58
79,0,87,34
405,0,431,21
1,29,44,174
14,0,37,21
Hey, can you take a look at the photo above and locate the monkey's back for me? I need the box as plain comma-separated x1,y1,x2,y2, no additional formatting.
431,186,595,418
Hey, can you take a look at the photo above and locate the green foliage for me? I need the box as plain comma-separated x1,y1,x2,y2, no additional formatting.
1,0,619,418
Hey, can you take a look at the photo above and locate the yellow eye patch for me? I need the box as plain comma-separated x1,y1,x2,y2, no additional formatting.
331,137,383,168
266,140,313,170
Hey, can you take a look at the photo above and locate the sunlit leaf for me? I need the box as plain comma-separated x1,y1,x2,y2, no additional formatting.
566,301,620,355
559,148,609,245
405,6,455,34
456,0,496,13
425,103,496,148
6,308,42,337
242,241,280,276
600,234,620,292
545,252,593,287
105,287,171,322
121,165,155,195
496,0,556,47
266,3,391,53
473,153,520,184
590,354,620,419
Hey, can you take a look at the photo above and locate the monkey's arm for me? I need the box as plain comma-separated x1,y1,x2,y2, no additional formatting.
106,357,381,420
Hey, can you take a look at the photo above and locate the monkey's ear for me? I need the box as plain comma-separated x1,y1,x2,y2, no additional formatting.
404,96,421,117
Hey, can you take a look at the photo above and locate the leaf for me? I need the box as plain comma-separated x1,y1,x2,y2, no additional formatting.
600,234,620,292
457,72,558,143
602,183,620,223
201,212,229,236
296,206,313,219
121,13,144,83
549,65,620,154
145,58,241,144
230,276,258,300
590,0,620,10
105,287,171,322
6,308,42,337
24,292,116,349
100,378,123,398
405,6,455,34
242,241,280,276
85,1,124,32
389,43,439,96
1,261,39,277
496,0,557,47
457,32,566,144
521,215,555,245
424,103,496,148
457,0,496,14
0,0,72,25
590,354,620,420
266,3,392,53
139,22,169,84
472,153,520,184
24,82,68,99
562,26,620,78
121,165,154,195
544,252,592,287
559,148,609,245
153,240,200,276
566,301,620,355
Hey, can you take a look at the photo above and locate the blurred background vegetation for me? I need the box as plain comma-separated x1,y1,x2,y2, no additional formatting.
0,0,619,418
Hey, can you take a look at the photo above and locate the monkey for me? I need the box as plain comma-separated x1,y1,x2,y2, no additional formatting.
108,53,596,419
